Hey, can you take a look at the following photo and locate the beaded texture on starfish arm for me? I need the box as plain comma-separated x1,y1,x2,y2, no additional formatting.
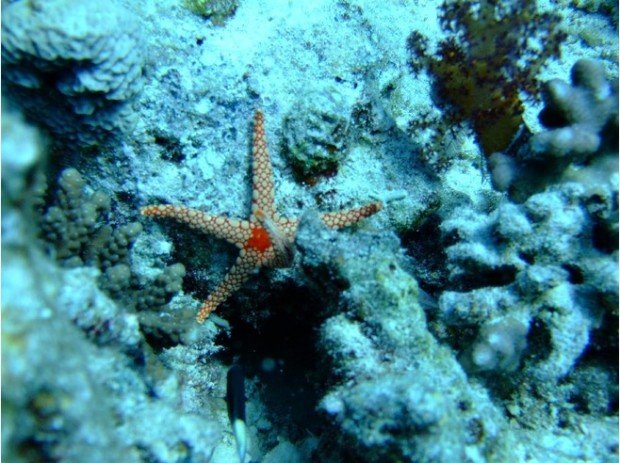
196,250,259,323
141,205,252,248
251,110,277,219
275,218,300,241
320,201,383,229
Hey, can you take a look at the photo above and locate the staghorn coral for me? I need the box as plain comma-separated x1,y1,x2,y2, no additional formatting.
408,0,565,157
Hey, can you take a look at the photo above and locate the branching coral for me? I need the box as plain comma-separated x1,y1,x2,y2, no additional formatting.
489,59,618,201
530,59,618,159
438,181,618,397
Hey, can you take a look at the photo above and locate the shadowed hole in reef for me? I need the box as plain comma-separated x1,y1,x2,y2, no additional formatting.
401,213,519,293
400,214,449,296
452,264,518,291
578,311,619,375
215,280,329,442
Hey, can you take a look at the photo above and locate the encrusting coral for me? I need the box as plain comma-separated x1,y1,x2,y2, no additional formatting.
1,0,144,144
434,64,619,421
281,92,351,184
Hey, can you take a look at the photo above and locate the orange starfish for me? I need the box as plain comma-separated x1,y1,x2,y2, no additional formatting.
141,110,382,323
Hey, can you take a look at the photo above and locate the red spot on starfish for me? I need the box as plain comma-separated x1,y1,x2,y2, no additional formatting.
245,226,271,253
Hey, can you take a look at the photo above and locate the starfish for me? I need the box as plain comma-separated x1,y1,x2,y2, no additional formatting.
141,110,382,323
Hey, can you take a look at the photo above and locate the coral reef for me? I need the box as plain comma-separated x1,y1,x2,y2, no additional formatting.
40,168,115,267
2,111,222,463
295,215,485,460
463,317,529,373
295,207,617,462
295,213,514,462
530,59,618,159
38,167,187,338
39,168,143,274
437,179,618,427
3,250,221,463
136,263,187,312
2,1,617,462
1,0,144,145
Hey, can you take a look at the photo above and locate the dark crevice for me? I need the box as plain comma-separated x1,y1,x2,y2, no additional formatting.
524,316,553,364
214,281,330,442
561,263,585,285
451,264,518,291
400,214,449,295
592,221,618,253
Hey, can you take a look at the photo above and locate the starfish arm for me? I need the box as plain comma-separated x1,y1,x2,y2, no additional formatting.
141,205,252,248
196,252,257,323
251,110,276,218
320,201,383,229
277,218,300,241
